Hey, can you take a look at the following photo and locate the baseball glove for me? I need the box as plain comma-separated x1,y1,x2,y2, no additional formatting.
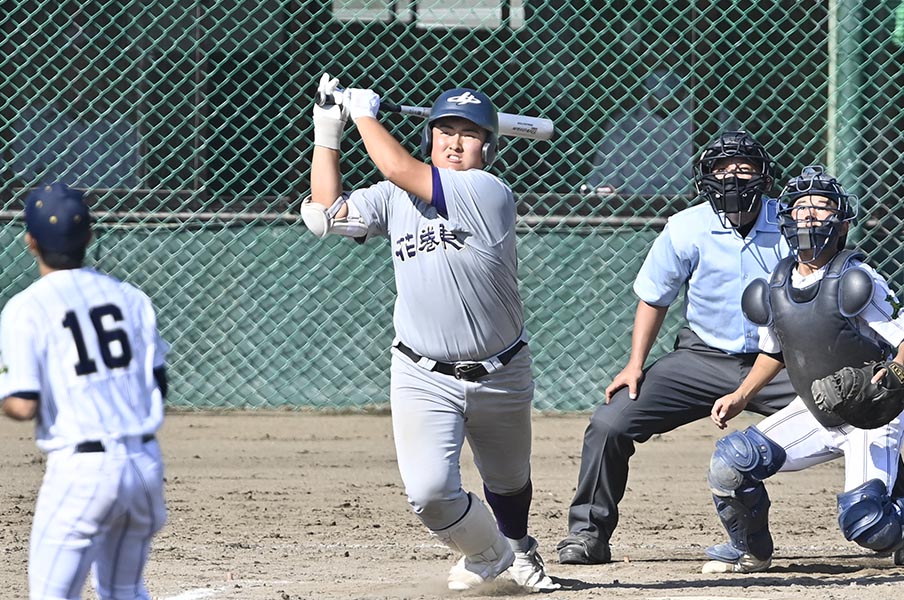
812,361,904,429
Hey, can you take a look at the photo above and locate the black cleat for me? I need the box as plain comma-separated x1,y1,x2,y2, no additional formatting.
556,536,612,565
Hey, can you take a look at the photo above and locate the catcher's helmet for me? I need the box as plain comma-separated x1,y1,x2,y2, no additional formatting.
778,165,856,263
420,88,499,167
693,130,777,227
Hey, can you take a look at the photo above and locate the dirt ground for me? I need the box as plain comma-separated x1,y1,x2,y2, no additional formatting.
2,411,903,600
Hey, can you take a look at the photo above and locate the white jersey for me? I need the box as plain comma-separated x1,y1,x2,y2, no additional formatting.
0,268,168,452
757,259,904,354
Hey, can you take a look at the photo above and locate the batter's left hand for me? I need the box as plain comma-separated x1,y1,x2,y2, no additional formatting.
711,391,747,429
344,88,380,121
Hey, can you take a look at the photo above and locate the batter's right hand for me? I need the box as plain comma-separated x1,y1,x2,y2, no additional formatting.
315,73,343,108
313,73,348,150
605,365,644,403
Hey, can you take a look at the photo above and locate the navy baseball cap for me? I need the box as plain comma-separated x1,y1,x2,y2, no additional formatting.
24,183,92,253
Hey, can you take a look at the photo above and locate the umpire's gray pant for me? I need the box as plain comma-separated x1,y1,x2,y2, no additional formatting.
565,327,795,547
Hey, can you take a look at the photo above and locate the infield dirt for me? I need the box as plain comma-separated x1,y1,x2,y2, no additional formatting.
1,411,901,599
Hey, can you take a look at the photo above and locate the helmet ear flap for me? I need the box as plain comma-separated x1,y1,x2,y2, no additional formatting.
482,135,498,167
420,125,433,159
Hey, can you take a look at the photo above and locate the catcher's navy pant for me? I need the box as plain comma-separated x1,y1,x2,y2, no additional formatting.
565,328,795,547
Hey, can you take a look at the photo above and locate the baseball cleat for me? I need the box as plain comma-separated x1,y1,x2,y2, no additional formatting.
447,543,515,591
701,543,771,574
508,536,561,592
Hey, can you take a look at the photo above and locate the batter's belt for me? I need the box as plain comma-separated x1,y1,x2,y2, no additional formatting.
395,340,527,382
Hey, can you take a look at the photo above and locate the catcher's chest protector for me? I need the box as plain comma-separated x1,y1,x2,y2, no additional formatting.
765,250,888,427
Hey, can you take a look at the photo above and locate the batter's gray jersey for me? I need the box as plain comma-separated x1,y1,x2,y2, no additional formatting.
350,168,524,362
0,268,168,452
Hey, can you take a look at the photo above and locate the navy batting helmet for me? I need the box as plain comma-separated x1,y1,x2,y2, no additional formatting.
693,130,777,227
420,88,499,167
777,165,856,263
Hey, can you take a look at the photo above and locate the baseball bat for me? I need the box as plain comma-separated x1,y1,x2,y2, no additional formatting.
318,90,554,141
381,102,554,141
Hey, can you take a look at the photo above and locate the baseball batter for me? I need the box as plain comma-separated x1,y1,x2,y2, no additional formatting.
703,166,904,573
302,74,557,591
0,183,168,599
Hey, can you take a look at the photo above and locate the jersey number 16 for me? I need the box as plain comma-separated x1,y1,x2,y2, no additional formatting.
62,304,133,375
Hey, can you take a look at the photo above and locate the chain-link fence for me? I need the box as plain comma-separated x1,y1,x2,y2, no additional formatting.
2,1,902,410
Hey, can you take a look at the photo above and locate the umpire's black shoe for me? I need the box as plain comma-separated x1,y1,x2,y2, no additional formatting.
556,535,611,565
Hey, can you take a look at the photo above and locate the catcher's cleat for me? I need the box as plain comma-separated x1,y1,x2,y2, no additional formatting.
701,542,772,574
507,536,561,592
895,547,904,566
556,535,611,565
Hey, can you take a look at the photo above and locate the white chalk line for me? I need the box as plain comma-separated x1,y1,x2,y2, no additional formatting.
160,579,293,600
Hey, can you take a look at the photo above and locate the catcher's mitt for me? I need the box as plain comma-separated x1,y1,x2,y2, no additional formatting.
812,361,904,429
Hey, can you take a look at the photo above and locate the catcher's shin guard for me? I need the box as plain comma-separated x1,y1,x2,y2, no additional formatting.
712,483,775,561
838,479,904,553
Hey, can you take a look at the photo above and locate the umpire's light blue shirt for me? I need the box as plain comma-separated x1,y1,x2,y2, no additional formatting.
633,199,789,354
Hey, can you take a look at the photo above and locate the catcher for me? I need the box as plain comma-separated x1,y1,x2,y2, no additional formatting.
702,166,904,574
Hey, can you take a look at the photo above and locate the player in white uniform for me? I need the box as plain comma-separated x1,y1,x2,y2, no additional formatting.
701,167,904,573
0,183,169,599
302,74,558,591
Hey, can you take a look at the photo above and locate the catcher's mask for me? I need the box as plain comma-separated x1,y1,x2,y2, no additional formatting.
778,165,857,264
420,88,499,168
694,130,777,228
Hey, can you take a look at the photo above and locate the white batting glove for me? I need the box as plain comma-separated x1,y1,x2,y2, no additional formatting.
313,73,347,150
343,88,380,121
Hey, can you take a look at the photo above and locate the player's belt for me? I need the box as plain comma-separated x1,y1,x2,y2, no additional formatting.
395,340,527,382
74,434,156,453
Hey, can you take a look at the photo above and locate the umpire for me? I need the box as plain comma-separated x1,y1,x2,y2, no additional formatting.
557,131,798,564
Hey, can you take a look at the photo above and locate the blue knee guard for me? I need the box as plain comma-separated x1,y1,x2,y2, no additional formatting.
838,479,904,553
708,427,786,494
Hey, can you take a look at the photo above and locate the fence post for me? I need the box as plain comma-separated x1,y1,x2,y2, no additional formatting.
827,0,867,243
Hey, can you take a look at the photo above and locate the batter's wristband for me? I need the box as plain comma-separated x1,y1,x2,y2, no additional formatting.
313,114,343,150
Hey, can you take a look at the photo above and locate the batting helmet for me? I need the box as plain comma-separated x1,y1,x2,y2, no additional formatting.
777,165,856,263
693,130,777,227
420,88,499,167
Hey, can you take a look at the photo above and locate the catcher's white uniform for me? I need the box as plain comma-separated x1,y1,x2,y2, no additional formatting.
755,260,904,491
0,267,168,599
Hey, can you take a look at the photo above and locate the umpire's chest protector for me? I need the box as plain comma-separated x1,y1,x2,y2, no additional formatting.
742,249,888,427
